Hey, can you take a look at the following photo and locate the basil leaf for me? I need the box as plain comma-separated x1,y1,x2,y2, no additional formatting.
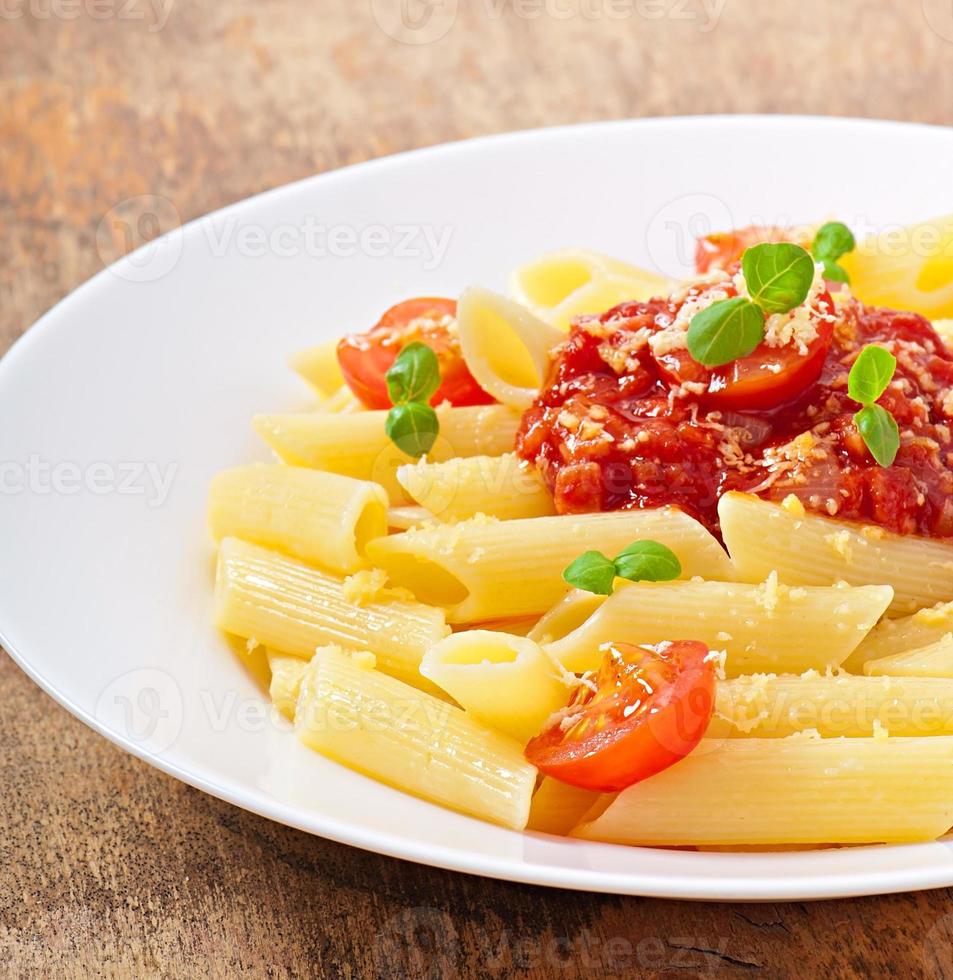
742,242,816,314
848,344,897,405
614,540,682,583
385,401,439,457
821,259,850,284
855,404,900,467
812,222,856,263
563,551,617,596
386,342,440,406
686,297,765,368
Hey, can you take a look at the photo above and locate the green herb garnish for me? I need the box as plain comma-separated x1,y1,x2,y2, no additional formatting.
848,344,899,467
385,342,440,457
563,540,682,596
812,221,856,284
687,242,816,369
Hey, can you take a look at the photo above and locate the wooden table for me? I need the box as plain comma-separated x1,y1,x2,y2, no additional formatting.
4,2,953,975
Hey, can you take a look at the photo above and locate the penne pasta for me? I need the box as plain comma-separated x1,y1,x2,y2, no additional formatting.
843,601,953,674
528,589,606,644
509,249,669,330
397,453,555,522
253,405,522,501
288,340,345,396
719,491,953,615
267,650,310,720
543,577,892,676
296,647,537,830
365,508,735,623
420,631,573,742
387,505,433,531
214,537,449,690
208,463,388,573
864,636,953,679
574,735,953,845
526,777,602,837
456,287,563,408
711,671,953,738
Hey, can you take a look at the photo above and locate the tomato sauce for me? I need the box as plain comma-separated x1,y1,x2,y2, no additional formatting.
517,285,953,538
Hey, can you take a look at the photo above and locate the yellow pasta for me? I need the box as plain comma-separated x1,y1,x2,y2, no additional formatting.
543,577,892,676
456,287,563,408
711,671,953,738
214,537,449,689
844,601,953,674
288,340,345,396
267,650,310,720
574,735,953,845
397,454,554,522
420,631,573,742
509,248,669,330
254,404,522,501
528,589,607,644
296,647,537,829
719,491,953,615
365,508,735,623
208,464,388,573
527,778,602,836
865,636,953,679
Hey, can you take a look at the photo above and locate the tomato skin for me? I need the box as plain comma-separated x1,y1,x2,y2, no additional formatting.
695,225,792,274
525,640,715,793
336,297,494,409
654,290,836,411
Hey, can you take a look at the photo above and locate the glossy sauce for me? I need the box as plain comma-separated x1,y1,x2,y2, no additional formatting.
517,290,953,538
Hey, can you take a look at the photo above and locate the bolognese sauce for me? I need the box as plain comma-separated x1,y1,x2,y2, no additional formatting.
516,267,953,538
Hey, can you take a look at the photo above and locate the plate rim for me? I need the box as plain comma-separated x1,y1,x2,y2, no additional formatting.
5,113,953,902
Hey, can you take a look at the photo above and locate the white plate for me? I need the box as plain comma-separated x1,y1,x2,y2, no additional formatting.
4,116,953,902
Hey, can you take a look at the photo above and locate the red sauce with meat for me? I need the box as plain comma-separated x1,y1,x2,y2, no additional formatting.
517,282,953,538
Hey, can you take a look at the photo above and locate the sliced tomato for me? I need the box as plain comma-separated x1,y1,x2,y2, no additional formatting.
695,225,793,274
654,291,836,411
525,640,715,793
336,297,494,409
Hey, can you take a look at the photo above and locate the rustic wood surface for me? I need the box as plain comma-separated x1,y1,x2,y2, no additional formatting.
4,1,953,976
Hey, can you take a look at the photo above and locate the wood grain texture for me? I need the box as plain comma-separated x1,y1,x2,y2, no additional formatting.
4,1,953,976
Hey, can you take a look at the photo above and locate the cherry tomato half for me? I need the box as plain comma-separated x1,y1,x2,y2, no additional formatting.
654,290,836,411
695,225,792,275
336,297,494,409
525,640,715,793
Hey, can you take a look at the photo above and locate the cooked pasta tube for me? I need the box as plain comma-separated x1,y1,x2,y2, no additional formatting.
711,672,953,738
288,340,345,396
397,454,554,522
528,590,607,644
214,537,449,689
208,464,388,573
527,778,602,836
295,647,537,829
719,491,953,615
254,404,522,500
543,576,892,675
420,631,573,742
844,601,953,674
864,635,953,679
365,508,735,623
573,735,953,845
509,249,669,330
456,287,563,408
267,650,310,720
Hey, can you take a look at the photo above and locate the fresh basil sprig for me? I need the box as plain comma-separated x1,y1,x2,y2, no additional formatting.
812,221,856,284
848,344,899,467
563,540,682,596
384,343,440,457
687,242,816,368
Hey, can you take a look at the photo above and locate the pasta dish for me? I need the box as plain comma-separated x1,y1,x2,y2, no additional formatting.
207,215,953,848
